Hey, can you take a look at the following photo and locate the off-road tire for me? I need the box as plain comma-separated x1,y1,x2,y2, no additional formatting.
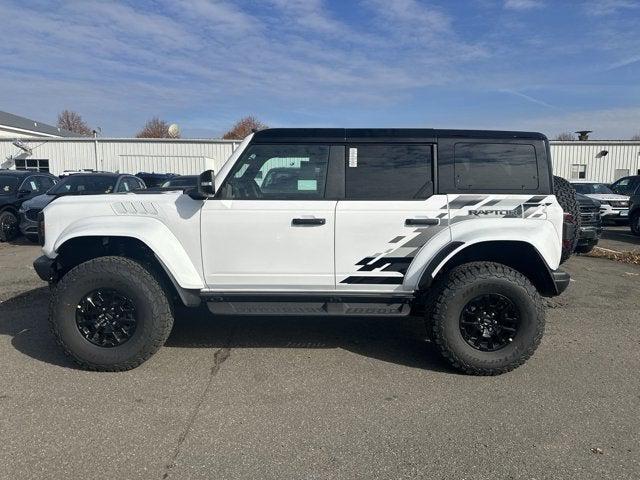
0,210,19,242
575,244,595,254
49,256,174,371
428,262,545,375
553,175,580,264
630,212,640,236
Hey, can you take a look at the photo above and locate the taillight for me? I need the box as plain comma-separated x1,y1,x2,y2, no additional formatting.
37,211,45,246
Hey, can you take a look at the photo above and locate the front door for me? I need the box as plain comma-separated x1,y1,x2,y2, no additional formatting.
335,144,449,292
201,143,337,291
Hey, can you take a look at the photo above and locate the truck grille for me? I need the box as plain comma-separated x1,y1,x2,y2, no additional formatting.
25,208,42,221
579,204,600,226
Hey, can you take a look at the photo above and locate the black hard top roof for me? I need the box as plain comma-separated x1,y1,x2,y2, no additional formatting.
252,128,547,143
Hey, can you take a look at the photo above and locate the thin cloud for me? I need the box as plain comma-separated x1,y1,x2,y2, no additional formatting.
504,0,544,10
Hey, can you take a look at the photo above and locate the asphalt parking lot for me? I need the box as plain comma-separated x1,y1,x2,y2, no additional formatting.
1,233,639,480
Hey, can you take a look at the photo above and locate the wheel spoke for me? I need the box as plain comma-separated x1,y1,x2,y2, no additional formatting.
76,289,137,348
459,293,521,352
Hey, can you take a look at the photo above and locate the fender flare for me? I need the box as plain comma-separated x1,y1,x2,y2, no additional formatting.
404,218,561,291
53,216,204,290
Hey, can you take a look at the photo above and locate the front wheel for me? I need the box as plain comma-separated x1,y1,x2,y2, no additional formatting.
49,256,174,371
630,212,640,236
0,210,19,242
575,244,595,254
427,262,545,375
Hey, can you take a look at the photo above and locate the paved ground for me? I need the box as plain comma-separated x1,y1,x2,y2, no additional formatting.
599,225,640,253
1,238,639,480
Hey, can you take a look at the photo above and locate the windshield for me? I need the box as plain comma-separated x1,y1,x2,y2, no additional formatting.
572,183,614,195
49,175,116,195
161,176,197,188
0,176,19,195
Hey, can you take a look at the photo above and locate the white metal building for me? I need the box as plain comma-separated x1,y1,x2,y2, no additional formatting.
549,141,640,183
0,137,241,176
0,135,638,183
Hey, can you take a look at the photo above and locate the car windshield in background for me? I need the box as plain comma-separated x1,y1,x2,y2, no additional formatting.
49,175,116,195
161,176,197,188
0,176,19,195
573,183,614,195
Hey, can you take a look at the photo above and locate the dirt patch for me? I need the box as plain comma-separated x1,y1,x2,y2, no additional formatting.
587,247,640,265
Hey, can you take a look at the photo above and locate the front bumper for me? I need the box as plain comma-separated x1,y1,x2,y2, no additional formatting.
577,225,602,246
19,213,38,236
33,255,57,282
551,270,571,295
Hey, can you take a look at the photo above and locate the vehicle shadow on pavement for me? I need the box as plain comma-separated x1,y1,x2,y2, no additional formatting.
1,288,451,373
168,306,452,372
0,287,78,369
601,227,640,248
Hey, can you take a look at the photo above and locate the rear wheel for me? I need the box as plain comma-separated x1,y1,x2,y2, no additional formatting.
0,210,19,242
427,262,545,375
49,256,174,371
553,176,580,264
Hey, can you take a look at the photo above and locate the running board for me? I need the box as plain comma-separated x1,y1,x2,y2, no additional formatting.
202,292,414,316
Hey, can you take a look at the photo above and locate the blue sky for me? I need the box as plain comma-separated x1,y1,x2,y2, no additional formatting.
1,0,639,138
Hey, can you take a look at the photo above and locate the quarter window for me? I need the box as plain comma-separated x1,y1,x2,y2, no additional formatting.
345,145,433,200
454,143,539,190
219,144,330,199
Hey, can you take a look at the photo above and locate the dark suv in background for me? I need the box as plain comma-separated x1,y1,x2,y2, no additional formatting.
19,172,146,241
0,170,58,242
575,193,602,253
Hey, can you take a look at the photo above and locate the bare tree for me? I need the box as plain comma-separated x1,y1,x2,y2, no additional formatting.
135,117,180,138
57,110,92,136
222,116,268,139
631,132,640,141
554,132,576,141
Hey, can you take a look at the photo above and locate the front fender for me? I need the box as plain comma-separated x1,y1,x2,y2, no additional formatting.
50,216,204,290
403,219,561,290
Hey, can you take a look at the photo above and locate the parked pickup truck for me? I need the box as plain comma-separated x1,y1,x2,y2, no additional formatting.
33,128,570,375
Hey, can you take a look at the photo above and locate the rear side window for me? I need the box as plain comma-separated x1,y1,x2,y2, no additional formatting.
345,145,433,200
454,143,539,190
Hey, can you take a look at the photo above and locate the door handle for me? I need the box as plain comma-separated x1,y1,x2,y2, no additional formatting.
292,217,326,226
405,218,439,226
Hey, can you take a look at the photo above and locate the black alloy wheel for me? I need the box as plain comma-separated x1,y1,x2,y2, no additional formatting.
459,293,520,352
76,289,137,347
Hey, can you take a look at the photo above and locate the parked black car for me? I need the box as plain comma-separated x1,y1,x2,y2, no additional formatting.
575,193,602,254
148,175,198,191
629,184,640,236
19,172,146,241
135,172,177,188
0,170,58,242
610,175,640,196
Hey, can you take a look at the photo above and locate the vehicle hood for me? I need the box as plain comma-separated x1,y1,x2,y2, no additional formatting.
22,194,55,210
576,193,600,207
584,193,629,202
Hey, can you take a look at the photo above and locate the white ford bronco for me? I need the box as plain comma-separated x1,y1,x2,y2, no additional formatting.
34,128,570,375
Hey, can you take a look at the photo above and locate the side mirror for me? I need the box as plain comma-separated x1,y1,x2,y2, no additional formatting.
188,170,215,200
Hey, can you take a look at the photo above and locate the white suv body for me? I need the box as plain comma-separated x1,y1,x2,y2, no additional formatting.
34,128,569,375
571,180,630,220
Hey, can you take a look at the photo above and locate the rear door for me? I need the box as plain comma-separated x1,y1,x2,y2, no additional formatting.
335,143,449,291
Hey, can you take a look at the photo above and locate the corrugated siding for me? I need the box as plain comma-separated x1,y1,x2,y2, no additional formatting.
550,142,640,182
1,138,639,183
0,138,239,176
